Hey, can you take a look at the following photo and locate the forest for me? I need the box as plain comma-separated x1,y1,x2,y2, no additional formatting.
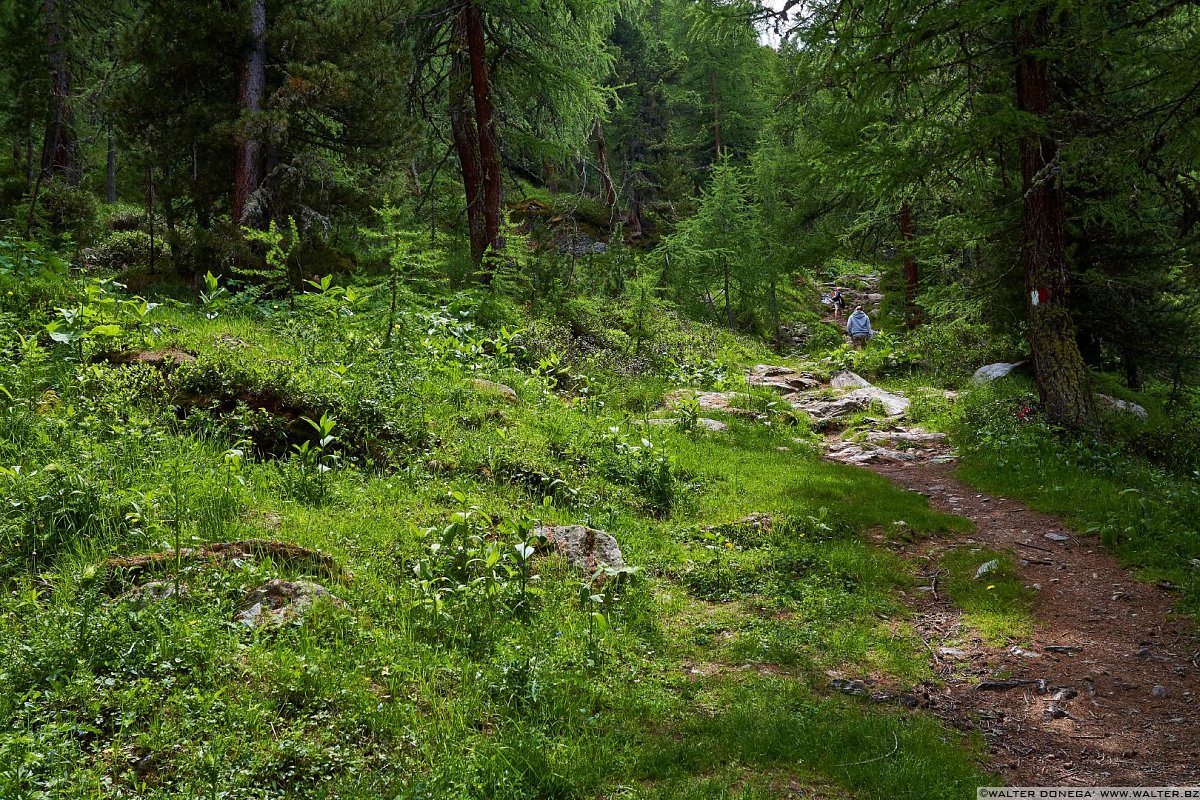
1,0,1199,797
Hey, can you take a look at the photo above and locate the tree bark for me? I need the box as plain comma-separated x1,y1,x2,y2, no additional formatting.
449,9,487,266
40,0,80,186
543,157,558,194
899,201,920,326
1014,8,1096,429
233,0,267,226
106,127,117,203
592,117,618,215
710,72,722,161
464,4,502,271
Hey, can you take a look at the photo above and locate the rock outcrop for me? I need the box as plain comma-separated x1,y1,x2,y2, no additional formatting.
535,525,625,573
236,579,346,628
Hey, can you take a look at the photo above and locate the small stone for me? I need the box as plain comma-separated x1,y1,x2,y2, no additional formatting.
1151,685,1169,698
939,647,966,657
1044,532,1070,542
1045,703,1069,719
974,559,1000,580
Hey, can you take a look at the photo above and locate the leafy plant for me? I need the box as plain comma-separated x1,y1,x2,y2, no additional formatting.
241,216,301,306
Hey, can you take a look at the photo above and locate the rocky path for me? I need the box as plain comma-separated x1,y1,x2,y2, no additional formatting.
871,460,1200,787
779,354,1200,786
684,352,1200,785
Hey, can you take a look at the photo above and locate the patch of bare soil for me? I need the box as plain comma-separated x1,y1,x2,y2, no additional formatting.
869,460,1200,787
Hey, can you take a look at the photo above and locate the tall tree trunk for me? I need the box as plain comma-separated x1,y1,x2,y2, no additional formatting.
1014,8,1096,429
768,274,781,349
899,201,919,326
626,198,643,238
449,10,486,266
26,126,35,188
233,0,267,225
543,157,558,194
464,4,502,273
592,118,618,216
146,165,157,274
710,72,722,161
106,127,117,203
40,0,80,185
722,260,733,327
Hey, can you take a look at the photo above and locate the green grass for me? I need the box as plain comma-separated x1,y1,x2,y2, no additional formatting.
938,547,1033,645
947,378,1200,616
0,275,996,798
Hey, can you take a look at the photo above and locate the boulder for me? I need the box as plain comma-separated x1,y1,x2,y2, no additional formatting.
466,378,518,404
535,525,625,573
972,361,1028,385
830,370,872,390
1095,393,1148,419
236,579,346,628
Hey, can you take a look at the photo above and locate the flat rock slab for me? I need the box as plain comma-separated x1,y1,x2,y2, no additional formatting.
119,580,187,607
236,579,346,628
747,365,821,394
865,430,949,446
664,390,761,418
465,378,518,403
825,441,921,466
794,387,909,421
535,525,625,573
104,539,346,590
641,417,728,432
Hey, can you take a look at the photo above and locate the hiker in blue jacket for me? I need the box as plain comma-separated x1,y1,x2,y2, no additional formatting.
846,306,874,349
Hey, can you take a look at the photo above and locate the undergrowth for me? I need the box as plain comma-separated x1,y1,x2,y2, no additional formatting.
0,265,994,798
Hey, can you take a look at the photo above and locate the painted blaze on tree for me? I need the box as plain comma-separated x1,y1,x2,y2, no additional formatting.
1014,6,1096,429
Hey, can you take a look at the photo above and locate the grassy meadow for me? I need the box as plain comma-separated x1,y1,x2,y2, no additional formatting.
0,270,996,798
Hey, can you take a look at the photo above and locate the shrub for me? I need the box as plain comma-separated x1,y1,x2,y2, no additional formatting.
907,317,1025,383
27,179,97,241
82,230,169,273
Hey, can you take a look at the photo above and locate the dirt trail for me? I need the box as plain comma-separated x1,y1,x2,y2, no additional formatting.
862,458,1200,786
806,274,1199,784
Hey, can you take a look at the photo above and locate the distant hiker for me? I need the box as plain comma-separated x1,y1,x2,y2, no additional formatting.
847,305,873,348
830,288,846,319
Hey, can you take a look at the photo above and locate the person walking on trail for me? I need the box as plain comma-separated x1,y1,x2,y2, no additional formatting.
830,287,846,319
846,305,873,348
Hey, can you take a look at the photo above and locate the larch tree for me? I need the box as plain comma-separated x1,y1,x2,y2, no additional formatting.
406,0,617,275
